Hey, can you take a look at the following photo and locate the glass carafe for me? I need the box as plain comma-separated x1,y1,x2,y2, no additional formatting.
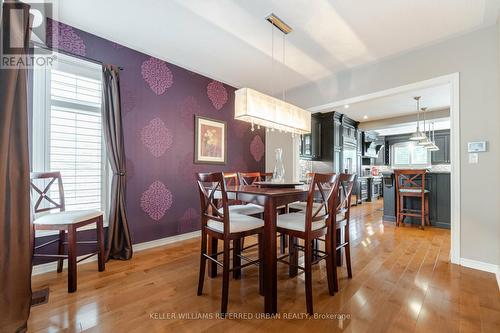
272,148,285,183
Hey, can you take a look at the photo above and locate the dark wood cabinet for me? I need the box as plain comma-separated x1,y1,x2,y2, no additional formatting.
300,113,322,160
431,132,450,164
382,172,450,228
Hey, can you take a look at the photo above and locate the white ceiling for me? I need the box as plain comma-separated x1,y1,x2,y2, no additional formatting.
373,118,450,136
55,0,500,94
340,84,451,122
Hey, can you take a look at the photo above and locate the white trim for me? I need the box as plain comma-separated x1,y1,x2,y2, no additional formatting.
497,267,500,291
308,73,461,264
132,231,199,252
460,258,498,274
32,231,200,276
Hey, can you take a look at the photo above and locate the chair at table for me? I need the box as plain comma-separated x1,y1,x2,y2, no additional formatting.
222,172,264,216
276,173,340,314
196,172,264,315
332,173,356,292
395,169,430,229
238,171,289,254
30,172,105,293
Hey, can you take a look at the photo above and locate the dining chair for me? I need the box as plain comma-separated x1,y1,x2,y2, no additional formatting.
222,172,264,216
276,173,340,314
237,171,289,255
30,171,105,293
196,172,264,316
394,169,430,229
332,173,356,292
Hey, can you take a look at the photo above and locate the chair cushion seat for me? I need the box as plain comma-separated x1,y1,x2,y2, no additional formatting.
277,213,326,232
219,203,264,216
399,189,430,193
34,210,103,225
288,201,322,212
207,213,264,233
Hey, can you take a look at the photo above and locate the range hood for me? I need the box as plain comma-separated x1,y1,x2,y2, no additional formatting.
362,132,384,158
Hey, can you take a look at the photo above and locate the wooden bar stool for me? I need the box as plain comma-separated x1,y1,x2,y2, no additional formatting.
395,169,430,229
276,173,340,314
30,172,105,293
332,173,356,292
196,172,264,316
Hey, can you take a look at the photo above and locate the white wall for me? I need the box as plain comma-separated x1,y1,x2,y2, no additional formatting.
265,131,299,182
284,26,500,267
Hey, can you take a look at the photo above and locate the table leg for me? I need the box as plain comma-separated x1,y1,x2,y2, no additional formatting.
264,198,277,314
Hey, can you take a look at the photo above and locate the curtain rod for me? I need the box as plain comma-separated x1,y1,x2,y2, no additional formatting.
31,41,124,70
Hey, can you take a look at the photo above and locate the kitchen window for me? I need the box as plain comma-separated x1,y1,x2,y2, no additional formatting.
391,141,430,168
31,51,108,234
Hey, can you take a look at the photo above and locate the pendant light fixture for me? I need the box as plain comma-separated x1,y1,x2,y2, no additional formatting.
409,96,426,141
418,107,433,147
234,14,311,135
427,122,440,151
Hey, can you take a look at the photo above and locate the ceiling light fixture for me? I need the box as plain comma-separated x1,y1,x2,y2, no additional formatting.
418,107,433,146
344,104,350,109
409,96,427,141
234,14,311,135
363,115,368,120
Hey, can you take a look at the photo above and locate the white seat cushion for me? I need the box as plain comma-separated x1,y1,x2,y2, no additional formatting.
289,201,322,212
218,204,264,216
207,213,264,233
34,210,103,225
277,213,326,232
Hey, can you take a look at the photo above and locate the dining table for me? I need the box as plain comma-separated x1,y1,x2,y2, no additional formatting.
209,184,308,314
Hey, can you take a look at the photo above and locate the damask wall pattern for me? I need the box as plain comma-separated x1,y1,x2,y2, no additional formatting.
44,19,266,245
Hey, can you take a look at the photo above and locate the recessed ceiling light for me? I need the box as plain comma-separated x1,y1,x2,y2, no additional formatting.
363,115,368,119
344,104,350,109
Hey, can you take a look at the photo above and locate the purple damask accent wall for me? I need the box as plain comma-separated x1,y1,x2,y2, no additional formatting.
40,19,265,246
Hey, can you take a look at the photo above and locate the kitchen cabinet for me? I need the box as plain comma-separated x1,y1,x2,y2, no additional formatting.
300,113,322,160
431,132,450,164
359,177,369,201
382,172,451,228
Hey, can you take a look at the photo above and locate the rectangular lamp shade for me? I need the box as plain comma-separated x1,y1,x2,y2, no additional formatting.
234,88,311,134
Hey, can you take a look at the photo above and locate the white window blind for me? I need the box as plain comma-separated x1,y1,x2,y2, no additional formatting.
392,141,430,167
32,51,107,216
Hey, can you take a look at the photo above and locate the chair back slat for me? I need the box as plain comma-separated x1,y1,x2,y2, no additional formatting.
197,172,230,235
238,172,264,185
336,173,357,221
395,169,426,193
30,171,65,213
303,173,340,233
337,174,356,212
223,172,239,186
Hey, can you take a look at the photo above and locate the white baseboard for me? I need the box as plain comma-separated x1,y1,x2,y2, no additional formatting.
32,230,200,276
460,257,499,274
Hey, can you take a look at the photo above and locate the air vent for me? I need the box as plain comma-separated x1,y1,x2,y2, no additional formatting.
31,288,50,307
266,13,292,34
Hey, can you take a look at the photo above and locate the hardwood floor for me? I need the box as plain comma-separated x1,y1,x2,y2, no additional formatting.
28,201,500,333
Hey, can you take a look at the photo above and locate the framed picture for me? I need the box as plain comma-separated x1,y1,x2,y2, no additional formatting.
194,116,227,164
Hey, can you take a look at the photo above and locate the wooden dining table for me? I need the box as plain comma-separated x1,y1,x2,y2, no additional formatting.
210,185,308,314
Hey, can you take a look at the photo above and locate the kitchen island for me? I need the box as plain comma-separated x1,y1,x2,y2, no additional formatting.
382,171,451,229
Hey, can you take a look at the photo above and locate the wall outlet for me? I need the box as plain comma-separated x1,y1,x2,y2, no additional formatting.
468,153,478,164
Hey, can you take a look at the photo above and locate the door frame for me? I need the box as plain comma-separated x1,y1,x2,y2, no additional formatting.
309,73,461,264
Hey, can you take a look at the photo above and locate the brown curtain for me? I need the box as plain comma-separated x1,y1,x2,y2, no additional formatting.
102,65,132,260
0,1,33,332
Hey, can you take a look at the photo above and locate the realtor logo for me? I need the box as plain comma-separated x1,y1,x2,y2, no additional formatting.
1,0,57,68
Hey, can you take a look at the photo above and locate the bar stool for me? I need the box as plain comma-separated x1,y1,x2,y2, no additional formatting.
394,169,430,229
276,173,340,314
196,172,264,315
30,172,105,293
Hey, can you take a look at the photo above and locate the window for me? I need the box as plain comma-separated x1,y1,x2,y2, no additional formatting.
392,141,430,167
32,51,108,226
